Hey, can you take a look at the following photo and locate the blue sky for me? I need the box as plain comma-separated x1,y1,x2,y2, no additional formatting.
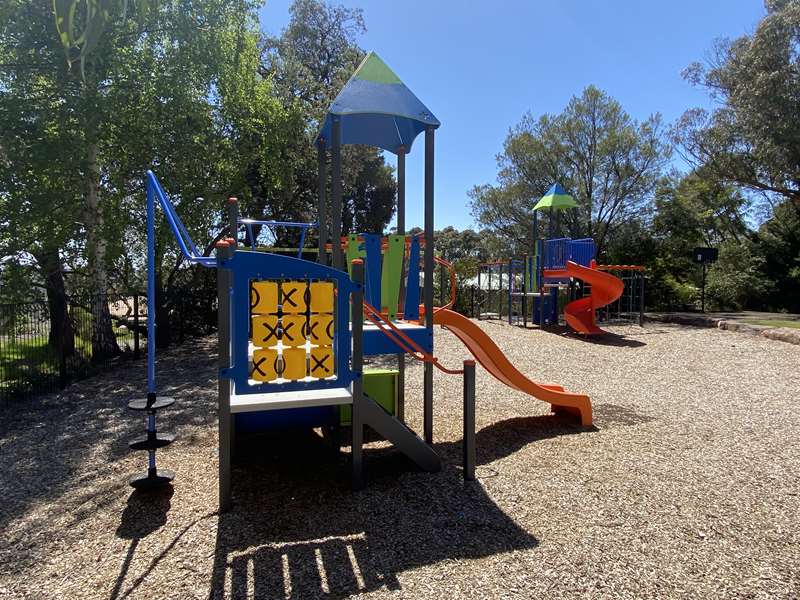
259,1,766,231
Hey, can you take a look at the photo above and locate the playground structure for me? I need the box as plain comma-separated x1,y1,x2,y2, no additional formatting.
473,186,644,333
129,52,594,509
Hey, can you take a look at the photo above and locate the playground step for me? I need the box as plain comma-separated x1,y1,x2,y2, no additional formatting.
230,387,352,413
362,393,441,473
129,433,176,451
128,396,175,411
129,468,175,490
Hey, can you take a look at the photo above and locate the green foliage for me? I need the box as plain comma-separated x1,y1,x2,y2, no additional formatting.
52,0,158,76
470,86,668,258
706,240,772,310
676,0,800,205
257,0,395,238
755,200,800,311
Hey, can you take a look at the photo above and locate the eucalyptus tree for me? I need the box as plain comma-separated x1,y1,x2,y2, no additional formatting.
260,0,396,239
470,86,668,258
676,0,800,208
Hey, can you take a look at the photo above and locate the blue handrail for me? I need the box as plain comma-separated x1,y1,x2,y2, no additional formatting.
146,170,217,268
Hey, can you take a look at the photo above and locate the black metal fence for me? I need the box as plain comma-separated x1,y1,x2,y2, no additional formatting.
461,269,646,327
0,291,216,402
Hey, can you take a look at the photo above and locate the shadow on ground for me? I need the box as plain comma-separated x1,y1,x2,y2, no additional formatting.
0,339,217,538
206,414,590,598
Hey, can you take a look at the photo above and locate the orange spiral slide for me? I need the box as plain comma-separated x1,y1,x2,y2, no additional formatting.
432,308,592,426
544,261,624,335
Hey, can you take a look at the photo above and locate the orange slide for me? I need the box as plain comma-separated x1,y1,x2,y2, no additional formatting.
544,261,624,335
432,308,592,426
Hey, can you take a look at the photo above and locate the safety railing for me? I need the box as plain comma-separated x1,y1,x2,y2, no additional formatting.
543,238,569,269
238,218,316,258
566,238,595,267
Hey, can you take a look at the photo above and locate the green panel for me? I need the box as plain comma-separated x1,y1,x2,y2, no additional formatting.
381,235,405,320
353,52,402,84
345,234,365,277
340,369,397,425
527,255,537,291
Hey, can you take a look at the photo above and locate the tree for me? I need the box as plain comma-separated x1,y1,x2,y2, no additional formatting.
755,200,800,311
470,86,668,258
259,0,396,237
645,170,754,309
706,240,772,310
2,0,288,354
675,0,800,208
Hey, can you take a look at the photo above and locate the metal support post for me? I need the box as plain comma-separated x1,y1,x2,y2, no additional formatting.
351,259,365,489
463,360,476,481
331,118,344,270
423,128,435,444
317,138,328,265
217,242,234,511
396,147,406,422
227,197,238,246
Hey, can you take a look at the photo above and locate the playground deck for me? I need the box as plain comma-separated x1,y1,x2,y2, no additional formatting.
1,321,798,599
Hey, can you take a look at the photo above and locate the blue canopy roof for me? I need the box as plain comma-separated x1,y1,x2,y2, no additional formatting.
317,52,440,155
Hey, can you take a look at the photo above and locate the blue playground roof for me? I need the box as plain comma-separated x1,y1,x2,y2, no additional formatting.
317,52,440,155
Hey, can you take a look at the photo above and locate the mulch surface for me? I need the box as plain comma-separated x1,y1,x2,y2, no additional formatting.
1,321,798,599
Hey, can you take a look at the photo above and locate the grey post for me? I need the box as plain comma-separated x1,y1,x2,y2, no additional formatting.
331,117,344,271
217,242,234,512
463,360,476,481
396,146,406,422
423,127,434,444
639,270,645,326
317,138,328,265
351,259,365,489
227,197,238,246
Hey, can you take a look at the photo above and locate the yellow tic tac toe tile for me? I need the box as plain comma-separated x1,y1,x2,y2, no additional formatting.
308,314,334,346
250,281,278,315
310,346,335,379
281,347,307,381
280,315,307,347
251,348,278,382
252,315,279,347
281,280,308,314
309,281,334,314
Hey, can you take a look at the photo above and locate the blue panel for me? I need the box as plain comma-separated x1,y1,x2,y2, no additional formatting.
567,238,595,267
404,236,421,320
363,325,433,356
219,250,358,395
363,233,383,309
544,238,569,269
235,406,338,433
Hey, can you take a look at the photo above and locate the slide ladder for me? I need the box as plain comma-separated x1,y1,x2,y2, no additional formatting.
545,260,624,335
361,394,441,472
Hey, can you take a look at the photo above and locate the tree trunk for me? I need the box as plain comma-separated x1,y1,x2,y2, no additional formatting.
84,140,120,362
34,248,75,356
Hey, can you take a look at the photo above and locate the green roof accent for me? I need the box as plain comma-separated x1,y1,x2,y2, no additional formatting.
353,52,402,84
533,183,578,211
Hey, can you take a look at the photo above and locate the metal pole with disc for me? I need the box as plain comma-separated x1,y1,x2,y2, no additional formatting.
128,178,175,490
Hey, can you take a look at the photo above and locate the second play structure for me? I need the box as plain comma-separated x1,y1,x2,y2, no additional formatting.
131,52,594,510
476,184,644,334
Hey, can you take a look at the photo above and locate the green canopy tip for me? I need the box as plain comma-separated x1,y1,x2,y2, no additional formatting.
353,51,402,85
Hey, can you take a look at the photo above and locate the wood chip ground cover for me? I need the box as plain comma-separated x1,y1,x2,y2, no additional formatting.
1,321,798,598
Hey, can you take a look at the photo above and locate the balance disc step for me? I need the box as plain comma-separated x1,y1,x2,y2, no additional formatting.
129,433,176,451
129,469,175,490
128,396,175,411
